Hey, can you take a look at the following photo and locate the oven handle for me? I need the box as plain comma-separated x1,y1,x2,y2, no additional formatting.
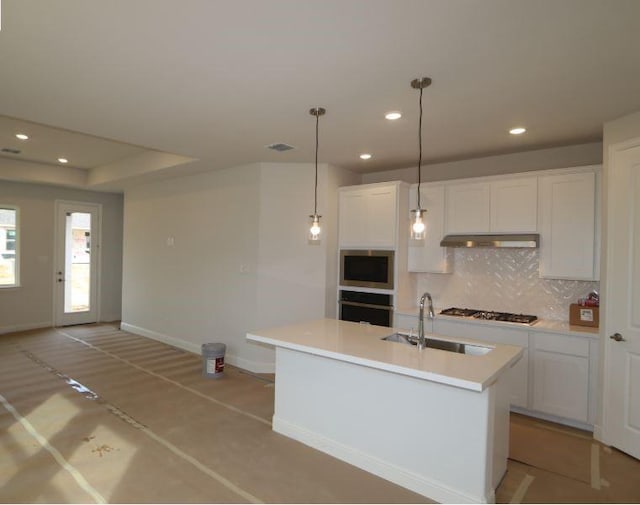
338,300,394,311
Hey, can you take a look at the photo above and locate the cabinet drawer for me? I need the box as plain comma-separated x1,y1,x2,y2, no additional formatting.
534,332,589,357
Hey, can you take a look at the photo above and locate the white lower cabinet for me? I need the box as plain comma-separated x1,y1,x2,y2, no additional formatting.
394,316,596,427
433,319,529,409
531,332,590,423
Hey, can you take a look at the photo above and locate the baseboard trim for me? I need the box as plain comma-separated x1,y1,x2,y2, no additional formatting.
0,321,52,335
120,322,275,373
99,314,122,324
510,406,594,432
593,423,603,442
272,416,487,504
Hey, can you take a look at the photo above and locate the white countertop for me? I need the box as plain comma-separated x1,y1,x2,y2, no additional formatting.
247,318,523,392
395,306,600,339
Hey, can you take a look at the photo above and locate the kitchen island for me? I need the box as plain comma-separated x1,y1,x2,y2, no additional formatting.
247,318,523,503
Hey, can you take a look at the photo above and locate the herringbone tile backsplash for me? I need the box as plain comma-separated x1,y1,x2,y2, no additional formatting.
415,249,599,321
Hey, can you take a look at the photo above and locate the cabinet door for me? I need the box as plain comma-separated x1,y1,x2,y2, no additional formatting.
339,190,368,247
366,186,397,248
539,171,596,280
532,350,589,422
339,185,397,248
490,177,538,232
408,184,450,273
433,319,529,408
445,182,491,234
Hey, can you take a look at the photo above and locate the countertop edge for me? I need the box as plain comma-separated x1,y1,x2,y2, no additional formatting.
247,322,524,393
247,332,484,391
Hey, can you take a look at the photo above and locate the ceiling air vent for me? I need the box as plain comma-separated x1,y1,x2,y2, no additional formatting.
1,148,21,155
266,143,295,152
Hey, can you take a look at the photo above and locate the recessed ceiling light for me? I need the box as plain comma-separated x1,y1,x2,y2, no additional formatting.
360,153,372,160
509,127,526,135
385,111,402,120
15,133,29,140
58,157,69,164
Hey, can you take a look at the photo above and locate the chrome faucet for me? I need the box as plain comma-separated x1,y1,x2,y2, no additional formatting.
418,292,435,350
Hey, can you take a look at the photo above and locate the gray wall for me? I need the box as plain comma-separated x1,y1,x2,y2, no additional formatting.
0,180,123,333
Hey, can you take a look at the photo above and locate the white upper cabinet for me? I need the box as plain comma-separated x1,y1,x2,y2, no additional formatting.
490,177,538,232
339,189,368,246
445,181,491,234
408,183,450,273
339,183,398,248
539,169,598,280
445,176,538,234
367,186,397,247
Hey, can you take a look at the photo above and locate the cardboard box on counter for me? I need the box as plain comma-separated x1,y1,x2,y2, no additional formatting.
569,304,599,328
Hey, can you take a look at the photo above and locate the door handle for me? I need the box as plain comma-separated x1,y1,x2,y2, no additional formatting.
609,333,626,342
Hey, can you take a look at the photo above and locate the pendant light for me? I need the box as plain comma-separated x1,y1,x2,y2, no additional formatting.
410,77,432,240
308,107,325,243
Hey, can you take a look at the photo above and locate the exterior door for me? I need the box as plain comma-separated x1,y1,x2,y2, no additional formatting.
602,138,640,459
54,201,100,326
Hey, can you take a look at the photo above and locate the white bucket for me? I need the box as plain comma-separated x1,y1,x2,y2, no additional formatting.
201,343,226,378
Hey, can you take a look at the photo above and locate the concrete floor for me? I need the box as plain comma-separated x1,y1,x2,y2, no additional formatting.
0,323,638,503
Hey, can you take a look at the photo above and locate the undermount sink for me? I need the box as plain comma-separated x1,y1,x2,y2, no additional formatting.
382,332,492,356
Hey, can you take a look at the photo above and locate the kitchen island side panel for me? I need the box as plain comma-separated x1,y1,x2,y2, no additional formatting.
272,347,505,504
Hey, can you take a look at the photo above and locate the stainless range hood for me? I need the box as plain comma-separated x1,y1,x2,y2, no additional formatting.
440,234,540,248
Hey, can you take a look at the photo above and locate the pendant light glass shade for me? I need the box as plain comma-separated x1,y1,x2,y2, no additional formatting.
308,107,325,244
410,77,431,241
410,208,426,240
309,214,321,241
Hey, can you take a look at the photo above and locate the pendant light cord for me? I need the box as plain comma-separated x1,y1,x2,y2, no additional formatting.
417,85,423,210
314,111,319,215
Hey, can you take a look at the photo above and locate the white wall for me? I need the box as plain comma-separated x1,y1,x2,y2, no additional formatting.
324,165,361,317
121,164,263,367
0,180,123,333
256,163,327,329
121,161,356,372
362,142,603,184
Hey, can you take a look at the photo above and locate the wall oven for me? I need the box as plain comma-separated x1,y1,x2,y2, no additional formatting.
339,290,393,327
340,249,394,290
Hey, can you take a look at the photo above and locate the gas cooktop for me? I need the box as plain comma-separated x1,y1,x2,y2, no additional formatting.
440,307,538,325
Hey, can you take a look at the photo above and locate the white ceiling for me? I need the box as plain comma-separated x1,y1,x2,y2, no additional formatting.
1,0,639,191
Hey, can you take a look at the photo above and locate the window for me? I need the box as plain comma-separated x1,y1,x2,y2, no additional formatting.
0,207,19,287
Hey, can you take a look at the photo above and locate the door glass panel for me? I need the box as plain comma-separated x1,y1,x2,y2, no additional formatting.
0,208,17,286
65,212,91,313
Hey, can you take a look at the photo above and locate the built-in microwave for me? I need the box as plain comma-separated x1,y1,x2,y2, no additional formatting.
339,250,394,290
